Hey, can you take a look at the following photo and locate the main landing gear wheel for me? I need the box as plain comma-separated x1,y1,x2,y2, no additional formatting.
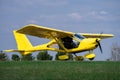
74,53,84,61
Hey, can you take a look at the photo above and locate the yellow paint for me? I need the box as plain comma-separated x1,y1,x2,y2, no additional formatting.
13,30,32,49
13,30,33,55
84,53,95,59
4,24,114,60
58,55,69,60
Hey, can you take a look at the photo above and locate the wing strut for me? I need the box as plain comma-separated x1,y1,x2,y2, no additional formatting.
49,33,68,53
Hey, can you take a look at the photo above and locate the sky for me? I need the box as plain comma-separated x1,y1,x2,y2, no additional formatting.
0,0,120,60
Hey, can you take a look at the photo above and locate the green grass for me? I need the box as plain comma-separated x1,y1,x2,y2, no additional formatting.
0,61,120,80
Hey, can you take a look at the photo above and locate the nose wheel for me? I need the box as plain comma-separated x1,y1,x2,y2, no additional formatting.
88,58,94,60
84,51,95,61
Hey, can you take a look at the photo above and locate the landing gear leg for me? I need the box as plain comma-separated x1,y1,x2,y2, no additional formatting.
74,53,84,61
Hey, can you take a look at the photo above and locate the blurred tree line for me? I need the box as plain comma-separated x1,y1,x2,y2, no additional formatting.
0,51,53,61
0,51,73,61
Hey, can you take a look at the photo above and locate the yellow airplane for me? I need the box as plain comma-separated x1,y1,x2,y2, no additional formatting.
4,24,114,60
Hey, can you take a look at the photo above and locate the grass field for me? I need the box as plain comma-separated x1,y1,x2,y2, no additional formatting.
0,61,120,80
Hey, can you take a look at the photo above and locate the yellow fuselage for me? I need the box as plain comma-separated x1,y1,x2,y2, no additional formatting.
66,38,100,53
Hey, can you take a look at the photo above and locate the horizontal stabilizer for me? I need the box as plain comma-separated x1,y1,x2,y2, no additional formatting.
4,49,32,55
4,49,24,52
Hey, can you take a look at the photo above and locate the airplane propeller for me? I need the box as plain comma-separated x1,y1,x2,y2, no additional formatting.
96,39,103,53
96,32,103,53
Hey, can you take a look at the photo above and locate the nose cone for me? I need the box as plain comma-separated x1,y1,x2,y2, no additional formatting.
96,38,101,42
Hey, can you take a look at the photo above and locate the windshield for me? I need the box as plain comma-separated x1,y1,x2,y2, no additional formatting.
74,33,85,40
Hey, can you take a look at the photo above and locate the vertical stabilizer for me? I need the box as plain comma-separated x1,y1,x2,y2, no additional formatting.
13,30,33,55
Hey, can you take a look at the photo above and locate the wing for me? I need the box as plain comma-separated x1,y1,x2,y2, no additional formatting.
79,33,114,39
16,24,74,39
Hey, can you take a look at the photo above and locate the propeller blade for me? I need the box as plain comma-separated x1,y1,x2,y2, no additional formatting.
96,39,103,53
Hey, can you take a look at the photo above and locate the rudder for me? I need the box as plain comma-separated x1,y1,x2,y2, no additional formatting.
13,30,33,54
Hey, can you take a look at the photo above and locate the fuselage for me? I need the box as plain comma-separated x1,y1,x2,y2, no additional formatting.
65,33,101,53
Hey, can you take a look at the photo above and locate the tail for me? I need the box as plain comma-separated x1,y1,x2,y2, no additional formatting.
13,30,33,55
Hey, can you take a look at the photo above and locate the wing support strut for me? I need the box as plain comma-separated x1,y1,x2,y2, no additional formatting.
49,32,68,53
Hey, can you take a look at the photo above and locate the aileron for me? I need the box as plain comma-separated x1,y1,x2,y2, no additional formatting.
80,33,114,39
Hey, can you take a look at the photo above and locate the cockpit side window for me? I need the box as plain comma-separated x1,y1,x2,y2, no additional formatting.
60,34,85,49
61,36,79,49
61,37,75,49
74,33,85,40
